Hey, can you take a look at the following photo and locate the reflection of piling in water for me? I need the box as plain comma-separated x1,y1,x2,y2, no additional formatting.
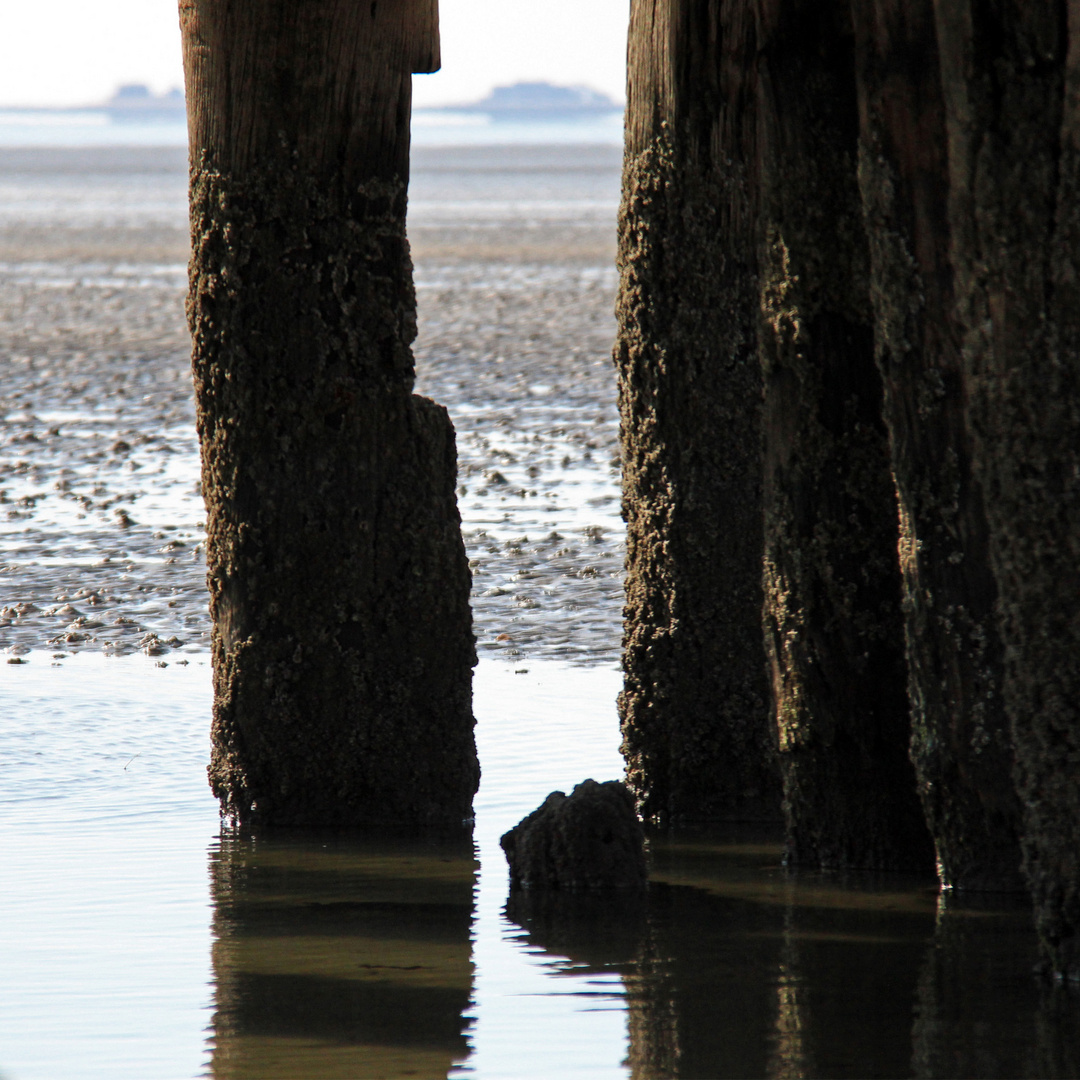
911,892,1080,1079
503,888,683,1079
624,942,682,1080
504,826,937,1077
755,871,932,1078
503,879,783,1078
503,886,683,1079
766,901,813,1080
208,828,477,1080
505,887,648,971
638,875,930,1078
505,825,1080,1075
642,883,785,1078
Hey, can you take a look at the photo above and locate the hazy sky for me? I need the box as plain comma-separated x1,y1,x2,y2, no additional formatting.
0,0,629,108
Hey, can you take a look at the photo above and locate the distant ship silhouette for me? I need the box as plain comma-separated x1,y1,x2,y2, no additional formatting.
430,82,622,121
102,84,185,122
2,81,621,125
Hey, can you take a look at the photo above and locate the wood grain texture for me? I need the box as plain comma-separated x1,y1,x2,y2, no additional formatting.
927,0,1080,975
180,0,438,178
757,0,932,872
851,0,1024,891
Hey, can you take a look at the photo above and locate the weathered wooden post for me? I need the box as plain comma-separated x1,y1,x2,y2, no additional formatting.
924,0,1080,977
616,0,781,824
619,0,931,862
850,0,1024,891
756,0,933,871
622,0,1080,973
181,0,479,826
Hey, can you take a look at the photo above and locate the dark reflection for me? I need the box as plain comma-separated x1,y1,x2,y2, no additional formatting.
762,876,932,1079
912,891,1080,1078
504,825,1080,1079
630,879,787,1079
207,826,477,1080
505,888,649,969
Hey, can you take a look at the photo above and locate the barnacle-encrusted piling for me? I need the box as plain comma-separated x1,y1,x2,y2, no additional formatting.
616,0,780,825
756,0,932,871
926,0,1080,973
851,1,1024,890
181,0,478,826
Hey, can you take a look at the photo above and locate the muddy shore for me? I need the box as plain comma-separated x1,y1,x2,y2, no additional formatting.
0,144,624,665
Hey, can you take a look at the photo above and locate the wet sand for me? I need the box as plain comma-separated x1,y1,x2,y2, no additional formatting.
0,144,624,665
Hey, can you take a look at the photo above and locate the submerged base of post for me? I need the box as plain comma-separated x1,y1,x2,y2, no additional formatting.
200,425,479,828
205,392,477,827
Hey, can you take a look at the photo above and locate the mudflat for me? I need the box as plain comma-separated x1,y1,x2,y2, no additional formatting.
0,143,625,664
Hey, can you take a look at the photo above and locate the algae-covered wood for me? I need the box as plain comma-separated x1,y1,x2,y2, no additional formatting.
851,0,1024,891
757,0,932,872
617,0,780,825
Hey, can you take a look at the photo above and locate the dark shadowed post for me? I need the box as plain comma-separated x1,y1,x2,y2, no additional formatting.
621,0,1080,973
851,0,1024,891
181,0,479,826
616,0,781,824
925,1,1080,976
756,0,932,871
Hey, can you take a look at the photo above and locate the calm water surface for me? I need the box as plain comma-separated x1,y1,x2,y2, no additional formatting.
0,654,630,1079
2,654,1078,1079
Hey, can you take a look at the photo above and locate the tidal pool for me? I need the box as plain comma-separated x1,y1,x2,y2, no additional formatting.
0,654,627,1079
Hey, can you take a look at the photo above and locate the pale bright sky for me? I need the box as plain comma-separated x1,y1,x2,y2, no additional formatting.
0,0,628,108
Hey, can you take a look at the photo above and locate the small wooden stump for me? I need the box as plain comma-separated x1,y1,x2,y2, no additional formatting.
500,779,647,891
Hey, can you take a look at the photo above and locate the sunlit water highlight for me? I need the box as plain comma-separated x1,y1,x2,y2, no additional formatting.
0,653,627,1079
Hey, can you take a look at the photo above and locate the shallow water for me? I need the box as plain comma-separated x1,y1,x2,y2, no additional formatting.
0,653,629,1079
3,654,1078,1079
3,143,1079,1078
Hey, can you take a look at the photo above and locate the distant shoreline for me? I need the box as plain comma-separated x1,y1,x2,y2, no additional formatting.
0,106,623,124
0,110,623,150
0,80,624,128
